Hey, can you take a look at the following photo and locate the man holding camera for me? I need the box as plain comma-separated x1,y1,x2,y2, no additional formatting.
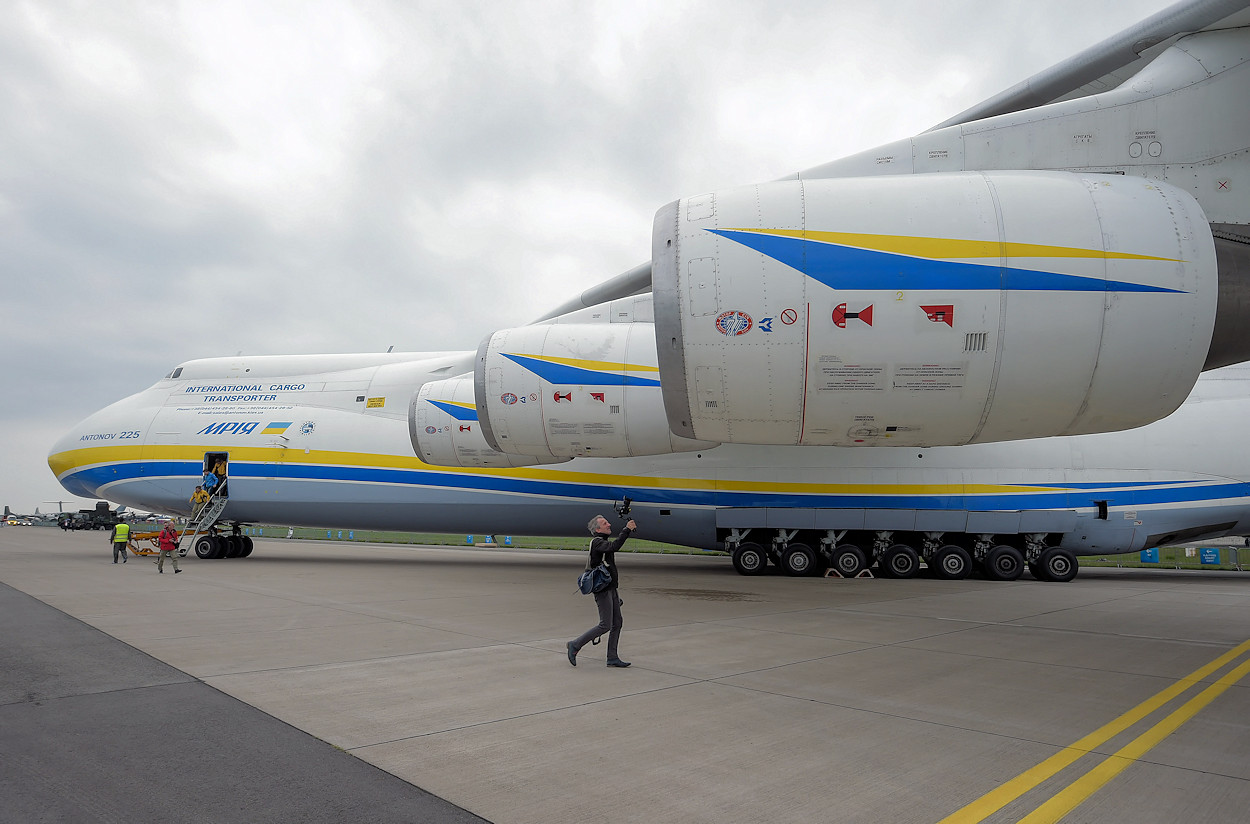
567,514,636,668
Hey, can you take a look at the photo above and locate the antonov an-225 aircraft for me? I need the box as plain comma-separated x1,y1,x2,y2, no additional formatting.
50,0,1250,582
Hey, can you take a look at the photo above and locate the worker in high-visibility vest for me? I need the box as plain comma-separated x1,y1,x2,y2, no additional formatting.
190,486,210,520
110,521,130,564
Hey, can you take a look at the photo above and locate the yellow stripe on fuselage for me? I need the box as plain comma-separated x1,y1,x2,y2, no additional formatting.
722,228,1180,263
48,443,1066,497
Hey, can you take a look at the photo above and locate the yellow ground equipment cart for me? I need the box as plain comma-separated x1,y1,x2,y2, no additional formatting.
127,529,180,556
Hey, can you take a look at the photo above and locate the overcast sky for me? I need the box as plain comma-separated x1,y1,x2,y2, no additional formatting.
1,0,1178,515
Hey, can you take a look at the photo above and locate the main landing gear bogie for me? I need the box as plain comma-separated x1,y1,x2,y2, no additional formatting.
724,527,1075,582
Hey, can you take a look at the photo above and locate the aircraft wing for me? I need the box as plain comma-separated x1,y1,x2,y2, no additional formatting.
929,0,1250,130
532,262,653,322
540,0,1250,323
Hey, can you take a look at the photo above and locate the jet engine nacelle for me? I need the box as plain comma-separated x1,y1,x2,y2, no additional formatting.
411,376,568,468
474,322,715,459
652,171,1217,447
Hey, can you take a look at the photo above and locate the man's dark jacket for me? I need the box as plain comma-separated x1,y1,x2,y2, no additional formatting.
589,526,633,591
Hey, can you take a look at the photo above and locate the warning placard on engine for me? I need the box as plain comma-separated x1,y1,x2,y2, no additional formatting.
816,358,887,391
892,363,967,391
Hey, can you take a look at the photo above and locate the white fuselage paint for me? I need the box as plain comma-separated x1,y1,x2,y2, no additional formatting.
48,354,1250,556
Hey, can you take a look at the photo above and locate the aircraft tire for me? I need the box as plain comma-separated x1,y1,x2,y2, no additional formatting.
194,535,220,560
881,544,920,579
1038,548,1078,582
1027,560,1050,581
240,536,254,557
732,542,768,576
931,545,972,580
830,544,867,577
983,545,1024,581
781,543,818,577
224,536,243,558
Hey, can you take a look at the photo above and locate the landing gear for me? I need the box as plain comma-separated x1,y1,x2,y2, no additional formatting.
732,542,768,576
189,527,255,560
1034,547,1078,582
721,526,1076,582
879,544,921,578
194,534,221,559
983,545,1025,581
931,545,972,580
829,544,868,577
780,542,818,577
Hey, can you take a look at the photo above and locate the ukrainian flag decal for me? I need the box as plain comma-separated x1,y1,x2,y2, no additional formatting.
262,422,293,434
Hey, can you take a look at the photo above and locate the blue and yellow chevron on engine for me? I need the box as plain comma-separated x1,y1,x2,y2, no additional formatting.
709,228,1185,294
427,400,478,421
501,353,661,387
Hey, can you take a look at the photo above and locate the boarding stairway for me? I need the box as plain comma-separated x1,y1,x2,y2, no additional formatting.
175,495,228,556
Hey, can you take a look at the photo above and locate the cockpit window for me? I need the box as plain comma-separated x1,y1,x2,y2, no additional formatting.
165,366,184,379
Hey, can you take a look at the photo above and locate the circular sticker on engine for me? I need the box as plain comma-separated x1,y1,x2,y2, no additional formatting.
714,310,753,336
501,393,518,405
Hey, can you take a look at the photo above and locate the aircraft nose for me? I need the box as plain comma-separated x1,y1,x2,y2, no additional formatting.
49,417,102,498
48,389,156,499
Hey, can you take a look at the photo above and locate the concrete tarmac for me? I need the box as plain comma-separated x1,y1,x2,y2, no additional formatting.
3,528,1249,823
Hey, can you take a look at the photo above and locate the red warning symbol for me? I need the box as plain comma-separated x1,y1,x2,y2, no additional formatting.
832,303,873,328
553,392,571,402
459,425,472,432
590,392,605,402
920,304,954,326
780,308,799,325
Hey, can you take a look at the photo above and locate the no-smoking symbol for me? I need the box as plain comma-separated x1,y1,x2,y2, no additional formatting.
780,308,798,325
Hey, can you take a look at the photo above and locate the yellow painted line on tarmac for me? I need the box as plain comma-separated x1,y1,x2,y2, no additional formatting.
936,638,1250,824
1016,655,1250,824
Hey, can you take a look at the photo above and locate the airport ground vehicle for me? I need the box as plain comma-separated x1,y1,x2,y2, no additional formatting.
65,502,120,531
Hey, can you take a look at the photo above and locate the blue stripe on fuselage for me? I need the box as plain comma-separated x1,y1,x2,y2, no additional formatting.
63,460,1247,512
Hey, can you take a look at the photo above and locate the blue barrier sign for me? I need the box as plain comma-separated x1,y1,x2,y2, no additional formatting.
466,535,474,545
1200,547,1221,565
1140,547,1159,563
504,536,512,546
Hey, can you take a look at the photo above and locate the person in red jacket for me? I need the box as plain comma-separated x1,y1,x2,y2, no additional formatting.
157,522,181,574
